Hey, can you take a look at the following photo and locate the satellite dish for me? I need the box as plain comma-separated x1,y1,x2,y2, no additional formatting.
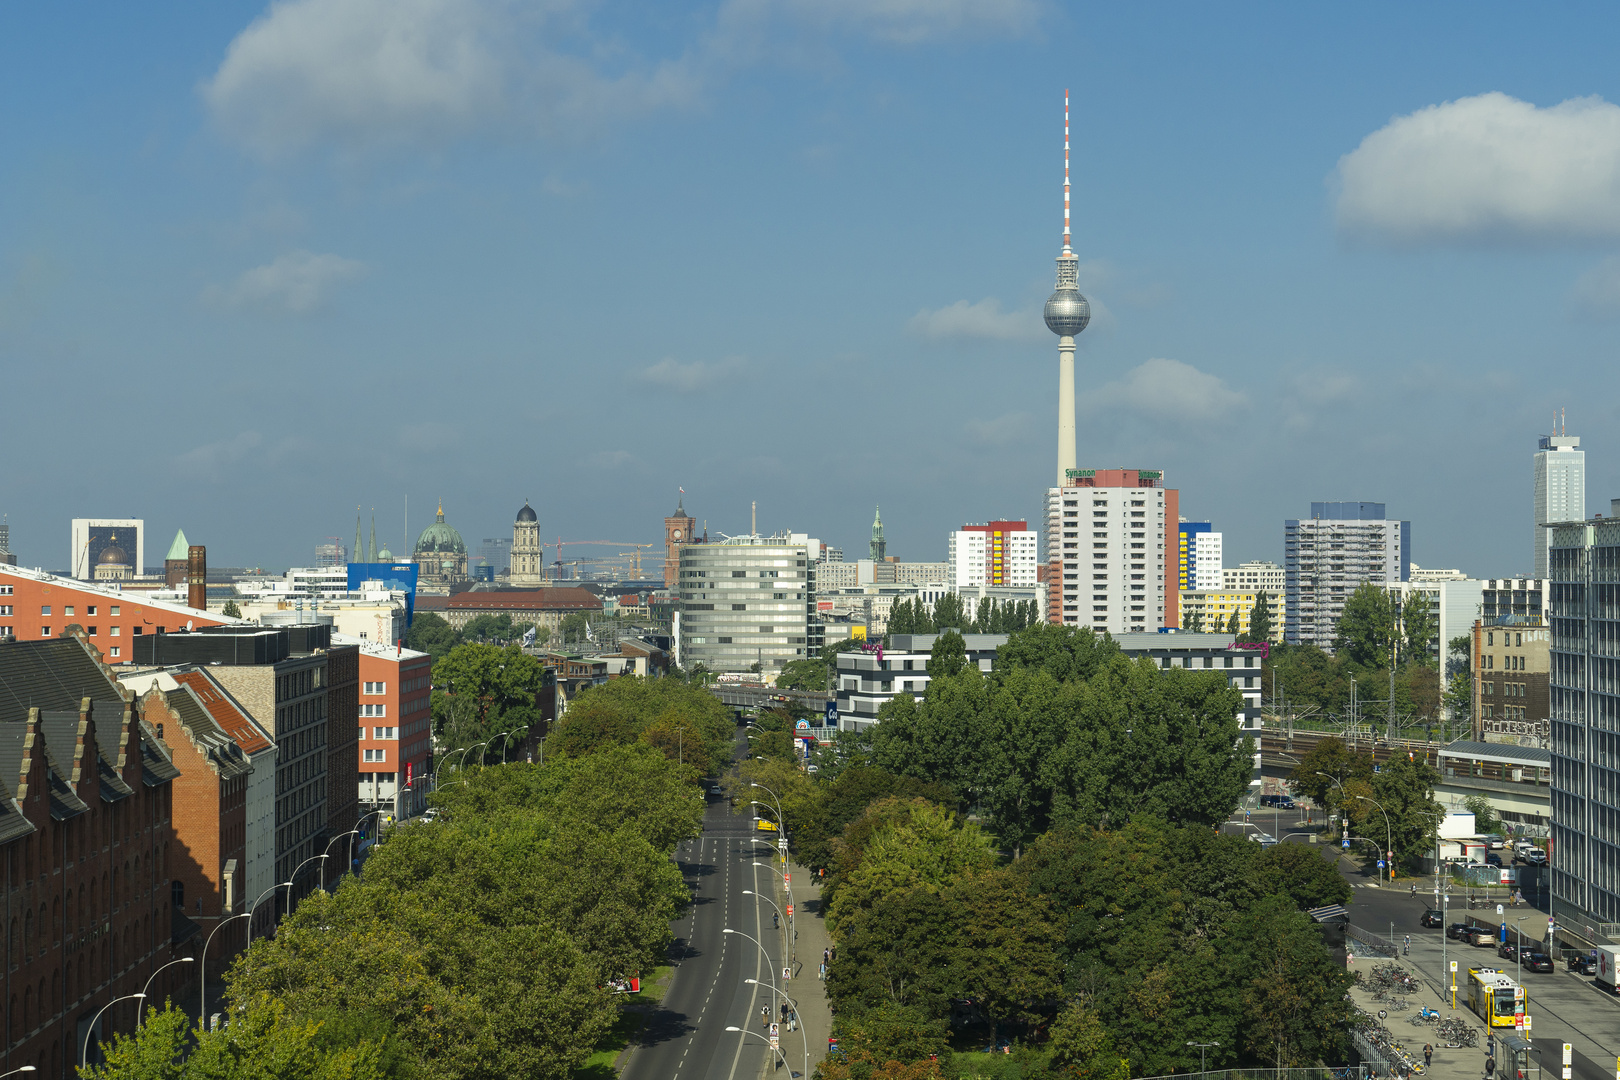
186,619,194,632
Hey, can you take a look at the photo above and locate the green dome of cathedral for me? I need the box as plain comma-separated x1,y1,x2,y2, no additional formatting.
414,501,467,555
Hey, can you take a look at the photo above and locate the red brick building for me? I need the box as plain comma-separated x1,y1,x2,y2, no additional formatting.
0,565,232,658
0,635,182,1078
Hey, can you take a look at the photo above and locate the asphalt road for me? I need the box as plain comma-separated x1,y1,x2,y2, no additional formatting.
621,777,785,1080
1223,814,1620,1080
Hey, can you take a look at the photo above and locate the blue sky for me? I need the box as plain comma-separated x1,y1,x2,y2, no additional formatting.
3,2,1619,576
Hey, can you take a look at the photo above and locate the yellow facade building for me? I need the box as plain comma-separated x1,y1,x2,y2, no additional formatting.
1178,588,1284,642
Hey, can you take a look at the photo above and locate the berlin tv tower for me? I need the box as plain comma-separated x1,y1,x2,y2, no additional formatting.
1044,90,1091,486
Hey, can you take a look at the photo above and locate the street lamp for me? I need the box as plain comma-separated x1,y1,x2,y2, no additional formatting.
245,879,296,945
0,1067,37,1077
1186,1040,1219,1080
199,911,252,1019
751,862,796,965
745,978,809,1079
724,1026,790,1074
1315,771,1347,830
743,889,786,932
83,994,144,1069
138,957,194,1026
1357,795,1395,885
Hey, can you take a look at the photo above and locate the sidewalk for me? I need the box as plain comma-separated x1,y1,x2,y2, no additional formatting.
771,860,832,1080
1346,946,1491,1080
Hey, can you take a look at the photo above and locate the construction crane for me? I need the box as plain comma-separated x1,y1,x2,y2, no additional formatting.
616,544,657,577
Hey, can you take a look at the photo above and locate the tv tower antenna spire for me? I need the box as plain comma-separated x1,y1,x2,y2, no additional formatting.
1045,89,1091,487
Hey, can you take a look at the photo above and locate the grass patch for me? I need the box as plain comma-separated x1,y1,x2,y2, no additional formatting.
573,1009,644,1080
639,964,675,1005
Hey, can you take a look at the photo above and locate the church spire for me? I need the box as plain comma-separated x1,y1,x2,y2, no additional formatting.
368,511,378,562
870,505,886,561
355,506,362,565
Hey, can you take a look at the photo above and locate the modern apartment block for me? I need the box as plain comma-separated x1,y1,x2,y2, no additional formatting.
949,521,1039,589
1045,470,1179,632
1546,518,1620,931
1283,502,1410,651
677,533,817,674
1223,560,1284,594
1177,521,1222,591
1534,432,1583,578
1178,588,1283,641
337,634,434,820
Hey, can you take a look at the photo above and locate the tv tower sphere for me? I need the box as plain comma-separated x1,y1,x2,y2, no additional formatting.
1044,280,1090,337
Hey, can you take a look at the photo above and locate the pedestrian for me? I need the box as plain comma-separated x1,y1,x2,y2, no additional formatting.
819,962,827,981
773,912,779,929
1404,935,1411,956
1424,1043,1433,1068
781,1002,789,1023
823,947,830,965
1485,1055,1495,1079
830,947,836,962
761,1005,770,1031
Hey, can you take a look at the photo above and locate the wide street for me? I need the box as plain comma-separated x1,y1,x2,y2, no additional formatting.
1225,812,1620,1080
621,767,787,1080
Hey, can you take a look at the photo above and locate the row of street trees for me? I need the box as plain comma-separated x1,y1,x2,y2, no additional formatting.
1181,588,1274,641
734,622,1357,1078
886,595,1043,636
1288,737,1446,868
85,740,704,1079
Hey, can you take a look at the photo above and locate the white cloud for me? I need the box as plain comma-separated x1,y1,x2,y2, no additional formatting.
211,250,367,314
1572,258,1620,318
1336,92,1620,244
638,356,748,393
770,0,1039,43
204,0,703,155
965,412,1031,446
909,298,1044,343
1082,358,1246,421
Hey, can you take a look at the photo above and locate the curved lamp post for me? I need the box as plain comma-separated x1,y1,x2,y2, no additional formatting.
138,957,194,1027
724,1026,790,1074
751,862,795,964
1186,1040,1219,1080
1315,771,1348,828
722,928,780,999
83,994,144,1068
746,977,809,1078
1357,795,1395,884
0,1066,38,1077
199,911,252,1018
245,880,295,945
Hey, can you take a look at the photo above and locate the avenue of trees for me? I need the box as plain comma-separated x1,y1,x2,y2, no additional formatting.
736,623,1355,1079
85,740,704,1080
1287,737,1446,868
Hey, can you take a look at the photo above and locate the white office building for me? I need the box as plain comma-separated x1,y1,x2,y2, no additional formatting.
948,521,1039,589
677,533,816,674
1045,470,1176,633
1534,432,1584,579
1223,560,1284,594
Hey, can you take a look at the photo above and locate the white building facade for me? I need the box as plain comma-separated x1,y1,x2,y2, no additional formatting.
678,533,816,674
1534,434,1583,579
1223,560,1284,594
1046,470,1176,633
948,521,1040,589
1284,502,1410,651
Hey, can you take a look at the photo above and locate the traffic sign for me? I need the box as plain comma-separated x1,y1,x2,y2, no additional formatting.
1377,860,1385,868
1450,961,1458,973
1343,840,1351,849
1497,904,1505,916
786,904,793,916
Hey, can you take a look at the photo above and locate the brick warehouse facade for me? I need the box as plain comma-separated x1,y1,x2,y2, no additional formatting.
0,565,231,653
1,635,183,1078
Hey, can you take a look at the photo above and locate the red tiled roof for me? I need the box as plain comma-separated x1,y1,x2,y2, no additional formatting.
414,595,449,611
447,589,602,612
173,670,272,755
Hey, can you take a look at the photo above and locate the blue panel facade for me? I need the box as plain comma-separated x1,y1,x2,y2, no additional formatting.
346,562,420,626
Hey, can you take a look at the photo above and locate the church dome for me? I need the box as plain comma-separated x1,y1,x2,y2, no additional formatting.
97,543,128,566
516,502,538,523
414,502,467,555
378,545,393,561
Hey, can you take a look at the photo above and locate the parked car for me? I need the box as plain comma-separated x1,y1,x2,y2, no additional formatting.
1259,794,1296,809
1482,833,1506,850
1420,909,1444,928
1523,849,1549,866
1485,852,1504,867
1470,928,1498,947
1249,832,1279,847
1498,942,1519,962
1521,951,1554,973
1568,952,1600,975
1447,923,1473,940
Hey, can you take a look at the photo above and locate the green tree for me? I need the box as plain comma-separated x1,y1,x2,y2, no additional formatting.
926,630,967,679
931,592,967,632
1254,842,1353,909
1335,582,1396,668
1182,608,1205,632
1225,610,1241,635
1246,589,1273,644
559,612,590,644
221,599,243,619
430,644,547,759
1447,634,1473,679
1367,756,1444,870
546,675,736,774
1286,737,1373,810
776,657,829,691
826,799,994,936
1402,595,1438,666
1234,897,1354,1067
1444,668,1473,730
404,612,461,662
1463,792,1506,837
1049,1004,1130,1080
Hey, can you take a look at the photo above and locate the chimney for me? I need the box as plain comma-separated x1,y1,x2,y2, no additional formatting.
187,545,207,611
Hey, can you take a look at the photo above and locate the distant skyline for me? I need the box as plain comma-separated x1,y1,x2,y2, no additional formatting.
4,3,1620,578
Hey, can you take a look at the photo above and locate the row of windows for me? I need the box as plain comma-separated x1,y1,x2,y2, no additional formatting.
363,748,389,762
31,603,122,617
363,681,387,694
360,703,387,717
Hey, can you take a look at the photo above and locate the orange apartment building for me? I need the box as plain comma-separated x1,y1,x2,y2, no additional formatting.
340,637,433,823
0,565,231,659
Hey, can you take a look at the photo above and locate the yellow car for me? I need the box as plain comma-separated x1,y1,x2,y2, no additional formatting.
755,818,778,832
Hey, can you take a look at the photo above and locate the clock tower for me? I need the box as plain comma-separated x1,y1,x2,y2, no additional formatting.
665,497,697,589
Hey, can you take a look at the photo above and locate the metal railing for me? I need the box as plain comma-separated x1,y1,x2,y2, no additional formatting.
1134,1069,1367,1080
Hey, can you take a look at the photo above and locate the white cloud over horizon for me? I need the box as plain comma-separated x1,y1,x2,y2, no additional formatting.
909,298,1045,343
1336,92,1620,244
1081,358,1246,422
209,250,367,314
638,355,748,392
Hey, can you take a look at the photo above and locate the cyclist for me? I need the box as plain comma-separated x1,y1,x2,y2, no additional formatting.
1410,884,1418,898
1403,935,1411,956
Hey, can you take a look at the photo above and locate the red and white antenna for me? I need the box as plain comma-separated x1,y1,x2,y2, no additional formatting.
1063,89,1072,255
